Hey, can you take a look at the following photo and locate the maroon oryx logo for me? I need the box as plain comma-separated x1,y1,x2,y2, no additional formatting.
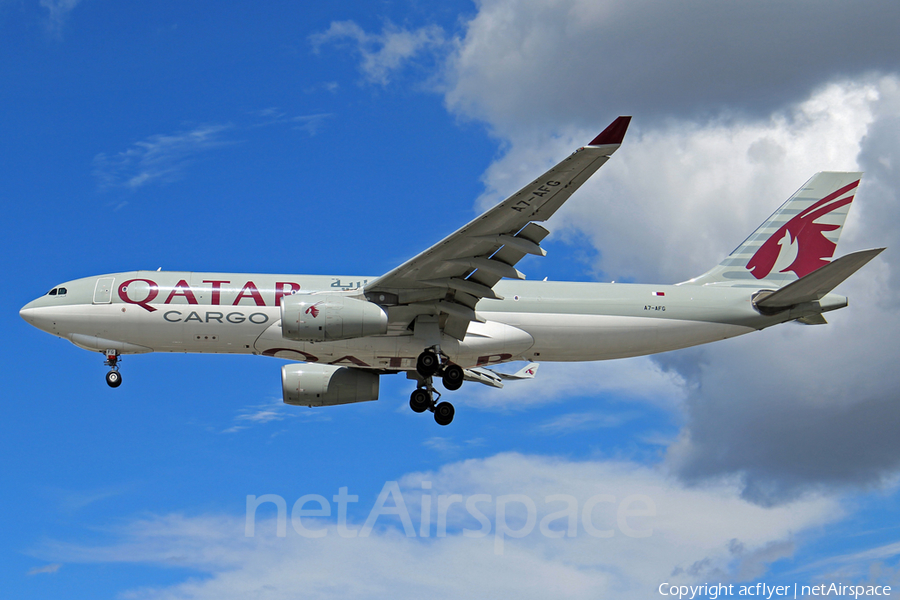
746,180,858,280
305,302,322,318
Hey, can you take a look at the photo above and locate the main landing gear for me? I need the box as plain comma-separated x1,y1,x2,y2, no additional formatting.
104,350,122,388
408,348,462,426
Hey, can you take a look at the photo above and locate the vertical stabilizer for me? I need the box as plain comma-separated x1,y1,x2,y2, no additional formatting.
685,172,862,286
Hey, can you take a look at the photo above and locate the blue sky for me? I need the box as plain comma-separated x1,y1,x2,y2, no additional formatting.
4,1,900,598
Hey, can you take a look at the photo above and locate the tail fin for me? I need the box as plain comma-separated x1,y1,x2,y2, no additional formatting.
685,172,862,286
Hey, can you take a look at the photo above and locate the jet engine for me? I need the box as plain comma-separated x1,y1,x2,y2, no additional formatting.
281,294,388,342
281,363,380,407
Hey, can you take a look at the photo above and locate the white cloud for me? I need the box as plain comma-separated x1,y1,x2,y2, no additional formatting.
460,358,687,412
26,563,61,576
290,113,332,135
223,398,330,433
40,0,81,34
443,0,900,133
37,453,842,599
310,21,446,86
93,124,232,190
422,435,458,453
250,108,334,135
53,484,131,512
798,540,900,579
93,109,338,191
421,436,486,455
533,410,637,435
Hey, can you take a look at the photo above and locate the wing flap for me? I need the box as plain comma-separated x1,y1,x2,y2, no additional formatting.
476,233,547,256
445,257,525,280
423,277,504,301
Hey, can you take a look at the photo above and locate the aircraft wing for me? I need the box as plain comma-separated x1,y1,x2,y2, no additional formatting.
365,116,631,340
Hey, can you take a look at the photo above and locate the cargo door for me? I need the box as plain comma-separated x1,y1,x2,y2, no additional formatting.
93,277,115,304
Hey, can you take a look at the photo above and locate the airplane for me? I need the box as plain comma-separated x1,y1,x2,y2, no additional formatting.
19,116,885,426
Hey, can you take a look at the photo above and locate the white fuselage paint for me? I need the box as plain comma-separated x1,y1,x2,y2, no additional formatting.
21,271,807,371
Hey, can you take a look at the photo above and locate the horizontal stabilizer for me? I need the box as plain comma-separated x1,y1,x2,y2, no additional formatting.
463,362,540,389
463,367,504,389
756,248,884,309
498,362,540,380
797,313,828,325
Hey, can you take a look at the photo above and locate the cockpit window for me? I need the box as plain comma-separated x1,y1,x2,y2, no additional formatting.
58,287,67,296
47,287,67,297
48,288,57,296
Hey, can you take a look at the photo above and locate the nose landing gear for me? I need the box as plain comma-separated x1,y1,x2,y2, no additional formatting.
104,350,122,388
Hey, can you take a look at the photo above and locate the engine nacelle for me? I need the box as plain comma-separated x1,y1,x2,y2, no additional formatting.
280,294,388,342
281,363,380,407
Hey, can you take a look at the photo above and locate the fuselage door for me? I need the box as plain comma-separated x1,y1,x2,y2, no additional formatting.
93,277,115,304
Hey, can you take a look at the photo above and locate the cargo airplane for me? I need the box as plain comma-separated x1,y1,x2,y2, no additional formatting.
19,117,884,425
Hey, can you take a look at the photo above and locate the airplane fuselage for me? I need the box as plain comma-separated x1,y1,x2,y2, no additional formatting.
19,271,849,371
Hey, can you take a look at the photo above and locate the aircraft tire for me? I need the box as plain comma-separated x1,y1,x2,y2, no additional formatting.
416,351,439,377
442,364,464,391
434,402,454,426
106,370,122,388
409,389,430,413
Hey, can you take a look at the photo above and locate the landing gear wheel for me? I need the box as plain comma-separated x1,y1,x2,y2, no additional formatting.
103,351,122,388
434,402,455,426
416,350,440,377
106,370,122,388
409,388,430,413
441,364,464,391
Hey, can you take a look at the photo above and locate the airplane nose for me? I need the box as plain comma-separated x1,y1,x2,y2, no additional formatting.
20,305,35,325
